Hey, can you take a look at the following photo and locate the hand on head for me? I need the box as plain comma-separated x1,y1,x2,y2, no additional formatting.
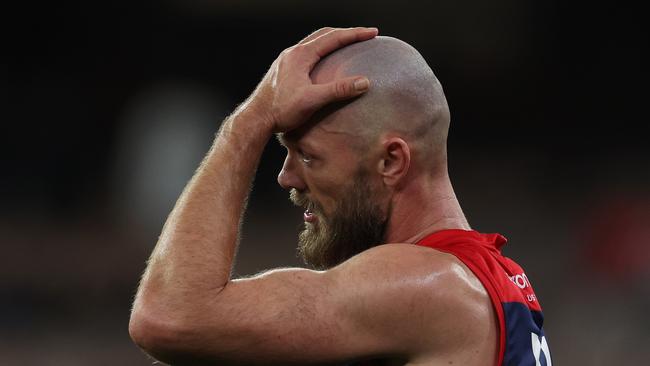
244,27,378,133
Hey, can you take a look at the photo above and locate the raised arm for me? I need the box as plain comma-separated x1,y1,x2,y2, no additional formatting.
128,27,380,363
128,27,496,366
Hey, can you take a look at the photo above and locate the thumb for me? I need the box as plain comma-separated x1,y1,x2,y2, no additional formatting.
310,76,370,108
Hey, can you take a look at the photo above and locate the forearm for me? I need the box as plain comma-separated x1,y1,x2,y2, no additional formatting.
132,105,272,318
129,27,377,363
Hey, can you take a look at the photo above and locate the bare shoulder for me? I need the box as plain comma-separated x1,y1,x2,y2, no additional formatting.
329,243,497,360
335,243,488,299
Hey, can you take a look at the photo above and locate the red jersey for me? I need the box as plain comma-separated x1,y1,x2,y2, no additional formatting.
416,230,552,366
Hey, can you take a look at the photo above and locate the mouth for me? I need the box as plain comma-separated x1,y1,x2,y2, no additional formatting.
290,189,319,223
303,208,317,223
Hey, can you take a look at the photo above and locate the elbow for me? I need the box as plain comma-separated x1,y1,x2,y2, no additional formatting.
129,304,191,364
128,286,235,365
128,308,159,352
129,307,170,357
129,301,230,365
129,310,236,366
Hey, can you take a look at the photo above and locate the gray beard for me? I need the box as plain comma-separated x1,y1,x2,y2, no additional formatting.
291,174,388,270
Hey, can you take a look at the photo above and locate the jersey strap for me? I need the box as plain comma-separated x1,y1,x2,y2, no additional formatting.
416,229,551,366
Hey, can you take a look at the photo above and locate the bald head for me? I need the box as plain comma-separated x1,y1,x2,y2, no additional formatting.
310,36,451,173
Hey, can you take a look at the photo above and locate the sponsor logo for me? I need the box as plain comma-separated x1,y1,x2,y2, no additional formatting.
508,272,531,289
507,272,538,302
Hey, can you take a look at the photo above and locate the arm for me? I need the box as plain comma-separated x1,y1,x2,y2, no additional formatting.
128,27,494,366
129,27,380,363
132,240,483,366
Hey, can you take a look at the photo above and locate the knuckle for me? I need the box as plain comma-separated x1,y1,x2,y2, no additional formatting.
334,81,350,99
278,47,302,64
285,44,306,56
281,45,297,57
317,27,334,34
296,43,311,52
277,53,290,66
273,57,287,73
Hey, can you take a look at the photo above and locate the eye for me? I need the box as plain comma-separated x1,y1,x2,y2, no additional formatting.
299,150,313,164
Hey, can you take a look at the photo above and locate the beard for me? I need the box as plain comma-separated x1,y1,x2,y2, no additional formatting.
289,170,388,270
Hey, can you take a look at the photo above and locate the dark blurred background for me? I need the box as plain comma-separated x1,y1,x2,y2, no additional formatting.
2,0,649,364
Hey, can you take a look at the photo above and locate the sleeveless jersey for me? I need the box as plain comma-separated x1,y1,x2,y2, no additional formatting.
416,229,552,366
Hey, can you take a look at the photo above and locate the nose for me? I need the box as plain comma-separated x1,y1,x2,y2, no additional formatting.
277,154,306,191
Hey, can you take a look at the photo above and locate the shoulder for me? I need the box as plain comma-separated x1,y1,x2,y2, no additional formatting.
332,243,484,295
326,243,496,354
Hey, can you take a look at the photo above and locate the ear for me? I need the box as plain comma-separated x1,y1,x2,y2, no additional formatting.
376,137,410,187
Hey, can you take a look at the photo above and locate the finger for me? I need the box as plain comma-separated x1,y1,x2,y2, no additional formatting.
298,27,336,45
303,27,378,60
309,76,370,109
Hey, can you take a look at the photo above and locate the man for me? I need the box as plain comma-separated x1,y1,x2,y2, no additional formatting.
129,27,551,365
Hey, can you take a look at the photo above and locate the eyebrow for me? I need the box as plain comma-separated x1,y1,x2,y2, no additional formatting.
275,132,317,152
275,132,288,147
275,132,302,148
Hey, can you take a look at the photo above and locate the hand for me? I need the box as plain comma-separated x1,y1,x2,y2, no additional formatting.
244,27,378,133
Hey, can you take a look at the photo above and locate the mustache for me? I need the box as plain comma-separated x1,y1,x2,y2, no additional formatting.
289,189,319,212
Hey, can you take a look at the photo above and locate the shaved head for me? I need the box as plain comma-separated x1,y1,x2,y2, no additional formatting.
284,36,454,269
310,36,451,173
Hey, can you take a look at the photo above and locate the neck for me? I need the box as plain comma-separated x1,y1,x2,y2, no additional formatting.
383,171,470,244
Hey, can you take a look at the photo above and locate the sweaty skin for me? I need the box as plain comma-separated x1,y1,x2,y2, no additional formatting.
129,27,498,366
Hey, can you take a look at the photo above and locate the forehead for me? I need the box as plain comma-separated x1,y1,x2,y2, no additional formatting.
276,124,349,152
276,104,362,151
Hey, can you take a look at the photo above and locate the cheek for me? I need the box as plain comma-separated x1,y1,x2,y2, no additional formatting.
307,175,347,214
306,150,363,211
